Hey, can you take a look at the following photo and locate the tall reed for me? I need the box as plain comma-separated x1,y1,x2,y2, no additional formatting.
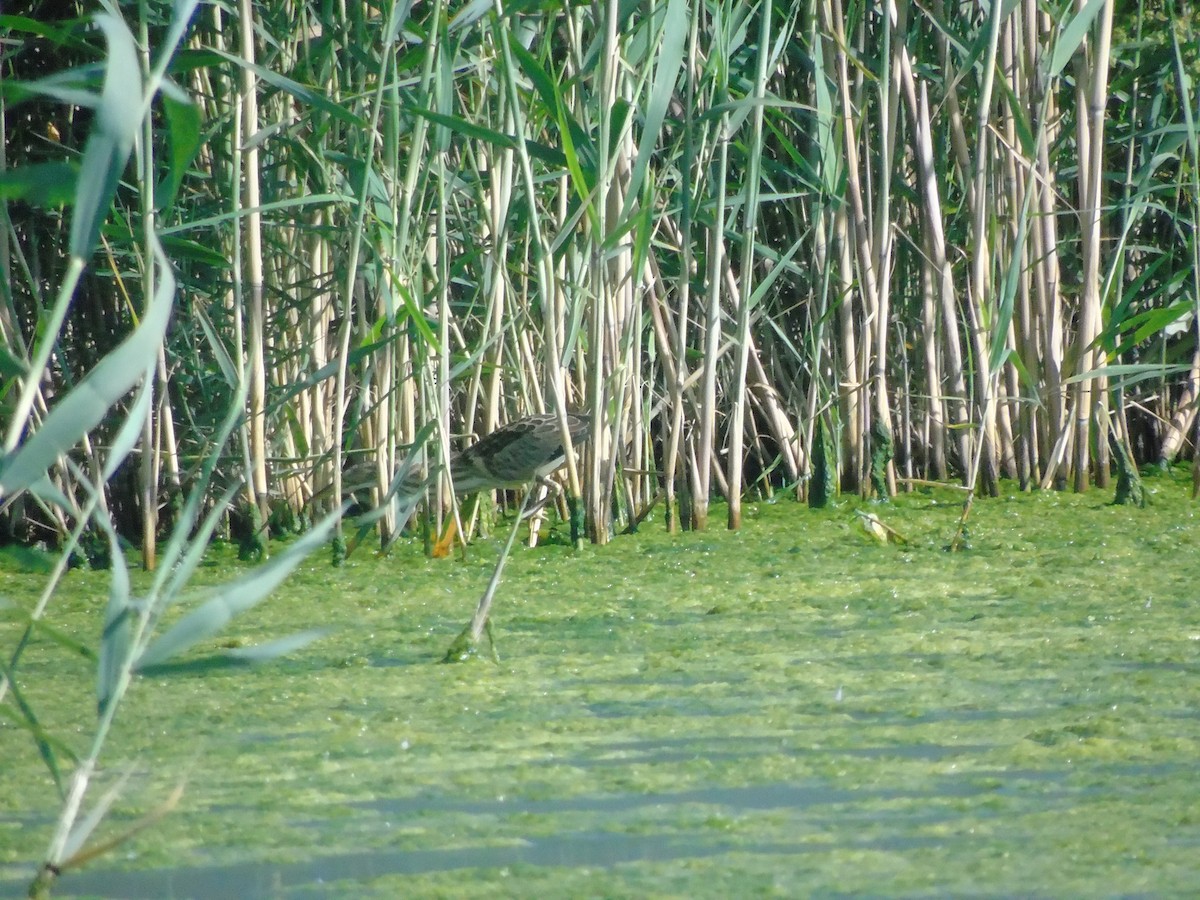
3,1,1198,555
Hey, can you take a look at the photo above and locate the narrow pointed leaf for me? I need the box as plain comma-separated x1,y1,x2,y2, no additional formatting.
161,483,241,604
0,238,172,496
101,375,153,482
96,516,132,715
624,0,687,214
1048,0,1108,80
223,628,332,663
61,771,132,863
135,512,339,671
69,12,141,260
156,83,201,211
205,47,367,129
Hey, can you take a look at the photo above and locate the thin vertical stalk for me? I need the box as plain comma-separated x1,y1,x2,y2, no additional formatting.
695,115,728,528
870,0,901,497
961,0,1004,498
1070,0,1114,490
664,2,702,533
489,0,580,517
332,0,421,556
136,0,158,569
727,0,771,528
238,0,269,536
586,0,622,544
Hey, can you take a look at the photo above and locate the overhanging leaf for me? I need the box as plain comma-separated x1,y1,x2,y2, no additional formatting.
223,628,332,663
624,0,687,215
0,235,173,497
96,515,133,716
1048,0,1107,81
101,375,154,483
135,512,340,671
69,12,142,260
156,80,202,211
205,47,367,129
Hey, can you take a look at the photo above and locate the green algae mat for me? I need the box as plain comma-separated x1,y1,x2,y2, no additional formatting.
2,480,1199,897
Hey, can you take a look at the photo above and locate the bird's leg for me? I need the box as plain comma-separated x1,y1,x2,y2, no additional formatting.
521,478,567,548
519,476,564,520
521,482,548,548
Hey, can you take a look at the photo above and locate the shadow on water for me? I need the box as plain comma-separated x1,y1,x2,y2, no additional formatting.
556,736,999,769
0,774,983,900
3,830,950,900
342,774,992,821
4,746,1187,900
0,764,1147,900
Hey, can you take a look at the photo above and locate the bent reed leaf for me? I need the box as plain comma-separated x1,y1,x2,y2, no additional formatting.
69,12,141,261
134,511,341,671
222,628,333,663
0,236,173,498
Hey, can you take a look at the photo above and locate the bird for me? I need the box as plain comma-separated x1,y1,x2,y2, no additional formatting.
325,412,589,555
405,411,590,556
336,411,589,497
434,411,590,495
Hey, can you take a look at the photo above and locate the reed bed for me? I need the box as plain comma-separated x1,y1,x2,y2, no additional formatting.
3,1,1198,553
3,3,1199,892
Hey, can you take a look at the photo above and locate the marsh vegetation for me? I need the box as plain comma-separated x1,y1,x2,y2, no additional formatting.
2,0,1199,895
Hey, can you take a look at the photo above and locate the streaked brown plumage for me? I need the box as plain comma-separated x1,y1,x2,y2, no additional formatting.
410,411,589,495
450,411,589,491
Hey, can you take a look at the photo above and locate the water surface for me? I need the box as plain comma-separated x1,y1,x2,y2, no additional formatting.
2,480,1198,896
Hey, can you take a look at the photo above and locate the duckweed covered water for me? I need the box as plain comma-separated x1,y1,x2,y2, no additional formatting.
2,477,1199,897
